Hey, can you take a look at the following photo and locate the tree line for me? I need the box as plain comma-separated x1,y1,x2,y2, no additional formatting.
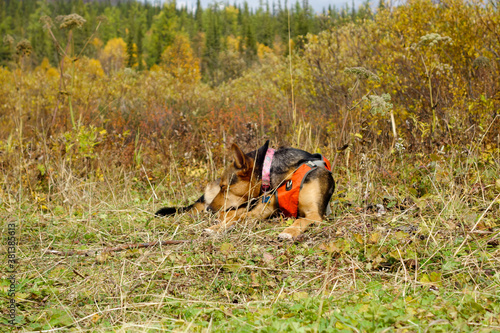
0,0,372,83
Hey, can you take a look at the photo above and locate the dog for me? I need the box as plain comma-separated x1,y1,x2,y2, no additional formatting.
155,141,335,240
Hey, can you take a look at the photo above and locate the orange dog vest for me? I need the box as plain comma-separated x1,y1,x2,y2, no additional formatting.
275,156,332,217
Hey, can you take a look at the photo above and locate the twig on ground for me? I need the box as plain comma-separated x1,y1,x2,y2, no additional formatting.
45,240,189,256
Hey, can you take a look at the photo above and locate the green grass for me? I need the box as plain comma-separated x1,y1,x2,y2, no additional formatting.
1,152,499,332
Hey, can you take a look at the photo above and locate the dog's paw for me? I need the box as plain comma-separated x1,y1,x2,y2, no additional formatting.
277,232,294,241
279,226,302,240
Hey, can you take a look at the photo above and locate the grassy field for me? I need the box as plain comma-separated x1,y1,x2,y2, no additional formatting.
1,143,499,332
1,0,500,330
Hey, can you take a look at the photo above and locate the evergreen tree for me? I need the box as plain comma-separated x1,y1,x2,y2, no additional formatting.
126,26,135,68
203,5,223,82
277,0,291,46
136,24,144,70
147,1,178,66
255,1,273,47
294,0,309,42
0,0,342,80
195,0,203,30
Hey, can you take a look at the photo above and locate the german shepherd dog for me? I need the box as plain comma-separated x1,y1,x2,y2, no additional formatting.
156,141,335,240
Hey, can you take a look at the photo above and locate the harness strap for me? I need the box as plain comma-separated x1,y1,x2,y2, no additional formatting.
275,155,332,218
261,148,275,192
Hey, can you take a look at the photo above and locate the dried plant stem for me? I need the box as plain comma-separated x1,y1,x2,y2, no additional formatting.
420,53,436,134
69,56,77,129
390,109,398,146
287,5,296,126
76,20,103,59
45,240,189,256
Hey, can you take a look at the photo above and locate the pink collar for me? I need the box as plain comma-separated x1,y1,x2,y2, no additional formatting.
261,148,275,192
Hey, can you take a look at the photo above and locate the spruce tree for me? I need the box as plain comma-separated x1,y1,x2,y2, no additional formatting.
126,26,135,68
136,25,144,70
195,0,203,30
244,23,257,63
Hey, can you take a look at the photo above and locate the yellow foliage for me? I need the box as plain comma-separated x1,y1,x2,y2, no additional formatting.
257,43,273,60
150,64,162,72
100,37,127,73
76,58,105,78
161,34,201,83
224,5,239,18
226,35,241,53
34,58,59,78
224,6,239,33
91,37,103,49
272,37,285,56
0,67,14,105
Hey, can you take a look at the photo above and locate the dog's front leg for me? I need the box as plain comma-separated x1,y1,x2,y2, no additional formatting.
205,198,278,234
278,178,329,240
204,208,246,234
237,200,277,220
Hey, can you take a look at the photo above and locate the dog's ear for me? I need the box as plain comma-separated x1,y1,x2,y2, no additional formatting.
231,143,249,170
255,140,270,169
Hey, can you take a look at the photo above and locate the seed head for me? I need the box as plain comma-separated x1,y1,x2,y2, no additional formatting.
57,14,86,30
473,56,491,69
344,67,380,81
96,15,108,23
16,39,32,56
412,33,452,50
3,34,14,46
363,93,393,116
40,15,53,29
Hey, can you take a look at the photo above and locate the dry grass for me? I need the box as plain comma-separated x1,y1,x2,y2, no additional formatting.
1,139,499,331
1,1,499,328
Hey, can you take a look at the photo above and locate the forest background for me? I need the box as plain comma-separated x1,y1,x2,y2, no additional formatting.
1,0,499,331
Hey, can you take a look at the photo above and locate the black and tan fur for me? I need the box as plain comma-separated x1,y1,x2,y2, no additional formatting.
156,141,335,240
155,180,220,216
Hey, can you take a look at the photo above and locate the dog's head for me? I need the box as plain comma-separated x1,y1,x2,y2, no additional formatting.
208,141,269,212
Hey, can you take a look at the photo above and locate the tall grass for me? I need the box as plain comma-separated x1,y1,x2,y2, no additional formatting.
1,0,499,330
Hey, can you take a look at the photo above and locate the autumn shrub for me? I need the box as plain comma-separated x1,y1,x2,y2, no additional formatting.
299,0,499,156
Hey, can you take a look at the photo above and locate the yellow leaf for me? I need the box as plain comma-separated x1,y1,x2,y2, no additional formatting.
292,291,309,300
319,242,339,254
354,233,364,244
419,274,431,283
220,243,235,255
430,271,442,283
368,232,381,244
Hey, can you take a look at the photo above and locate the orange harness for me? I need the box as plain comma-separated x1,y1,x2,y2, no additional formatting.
274,157,332,217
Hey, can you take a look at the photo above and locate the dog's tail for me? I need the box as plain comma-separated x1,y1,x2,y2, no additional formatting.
155,179,220,217
155,195,205,217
